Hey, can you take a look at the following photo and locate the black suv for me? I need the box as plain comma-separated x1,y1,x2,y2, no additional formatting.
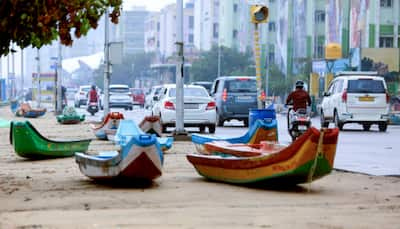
210,76,257,127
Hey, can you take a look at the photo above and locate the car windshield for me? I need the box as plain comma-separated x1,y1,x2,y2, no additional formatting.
226,79,256,92
194,83,212,91
347,79,385,93
81,87,90,92
110,87,129,93
154,87,162,95
168,88,209,97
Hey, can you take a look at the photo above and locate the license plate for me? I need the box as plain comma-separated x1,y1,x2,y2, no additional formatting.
184,103,199,109
236,96,253,102
359,96,374,102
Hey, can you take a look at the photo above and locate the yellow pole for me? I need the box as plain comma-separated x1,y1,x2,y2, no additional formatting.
253,24,264,109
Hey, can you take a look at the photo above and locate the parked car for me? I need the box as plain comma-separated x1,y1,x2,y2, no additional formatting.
152,84,217,133
74,85,91,107
66,87,78,100
320,71,390,131
145,85,163,109
109,84,133,110
130,88,145,108
210,76,257,127
191,81,213,94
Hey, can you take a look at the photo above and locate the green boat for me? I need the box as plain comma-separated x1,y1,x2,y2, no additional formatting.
57,107,85,124
10,121,92,159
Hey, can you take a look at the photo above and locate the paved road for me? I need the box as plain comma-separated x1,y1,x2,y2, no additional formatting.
77,105,400,176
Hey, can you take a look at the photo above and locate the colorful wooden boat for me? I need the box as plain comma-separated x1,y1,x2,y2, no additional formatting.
57,106,85,124
203,141,285,157
187,127,339,185
192,119,278,153
9,121,92,159
91,112,124,140
15,103,47,118
114,120,173,151
75,134,163,180
139,116,162,137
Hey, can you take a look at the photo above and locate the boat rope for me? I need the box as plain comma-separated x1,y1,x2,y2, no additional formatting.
307,128,325,192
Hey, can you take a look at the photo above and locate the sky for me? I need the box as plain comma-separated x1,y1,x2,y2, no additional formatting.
123,0,187,11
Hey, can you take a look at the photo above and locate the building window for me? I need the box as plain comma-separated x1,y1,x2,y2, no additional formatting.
315,10,325,23
379,37,393,47
380,0,392,7
268,22,276,32
233,30,238,39
233,4,238,12
317,45,324,58
268,52,274,64
213,23,219,38
188,34,194,43
189,16,194,29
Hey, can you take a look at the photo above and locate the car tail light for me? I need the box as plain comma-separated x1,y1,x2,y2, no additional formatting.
80,92,85,95
222,88,228,102
206,101,216,110
341,90,347,103
386,91,390,104
164,101,175,110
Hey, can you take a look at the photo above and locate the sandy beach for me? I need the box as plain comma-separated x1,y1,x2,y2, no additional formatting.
0,106,399,229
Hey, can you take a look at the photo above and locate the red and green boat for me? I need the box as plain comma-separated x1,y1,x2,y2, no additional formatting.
10,121,92,159
187,127,339,185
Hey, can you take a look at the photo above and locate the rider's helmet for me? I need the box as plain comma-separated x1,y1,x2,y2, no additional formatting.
295,80,304,89
91,85,96,90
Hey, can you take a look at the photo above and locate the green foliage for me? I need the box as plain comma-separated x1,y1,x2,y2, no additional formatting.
190,45,255,82
267,64,293,96
0,0,122,56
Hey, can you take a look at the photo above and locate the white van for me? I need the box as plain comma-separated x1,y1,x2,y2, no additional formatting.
320,72,390,131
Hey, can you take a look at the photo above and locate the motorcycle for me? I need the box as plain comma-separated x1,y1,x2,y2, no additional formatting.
87,101,99,116
286,105,311,141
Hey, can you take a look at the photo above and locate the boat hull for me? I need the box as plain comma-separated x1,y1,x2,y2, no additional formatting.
76,135,163,180
187,128,338,185
10,121,91,159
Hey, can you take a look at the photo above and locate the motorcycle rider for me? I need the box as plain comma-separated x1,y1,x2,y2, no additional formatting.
285,80,311,112
88,85,99,104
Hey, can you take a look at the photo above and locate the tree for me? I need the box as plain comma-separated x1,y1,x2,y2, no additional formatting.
190,45,255,82
0,0,122,56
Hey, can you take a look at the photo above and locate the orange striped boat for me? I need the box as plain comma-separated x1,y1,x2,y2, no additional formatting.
187,127,339,185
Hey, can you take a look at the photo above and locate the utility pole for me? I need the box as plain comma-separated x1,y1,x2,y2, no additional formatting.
56,41,63,114
103,9,110,116
21,49,24,101
36,49,41,107
11,43,15,99
174,0,186,135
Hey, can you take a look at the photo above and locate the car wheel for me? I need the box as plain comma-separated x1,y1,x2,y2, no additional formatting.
217,114,224,127
320,111,329,128
208,125,216,134
362,124,371,131
378,122,387,132
199,125,206,133
334,111,344,130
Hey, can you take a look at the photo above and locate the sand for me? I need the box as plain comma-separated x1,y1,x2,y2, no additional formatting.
0,107,399,229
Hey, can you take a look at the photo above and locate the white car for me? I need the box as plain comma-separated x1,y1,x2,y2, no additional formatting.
145,85,163,109
109,84,133,110
152,84,217,133
74,85,91,107
320,72,390,131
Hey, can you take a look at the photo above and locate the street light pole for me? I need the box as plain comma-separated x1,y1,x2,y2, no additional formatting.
36,49,41,108
56,41,63,114
103,9,110,116
174,0,186,135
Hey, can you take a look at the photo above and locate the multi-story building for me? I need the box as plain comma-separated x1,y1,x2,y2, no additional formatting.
120,7,149,56
144,12,161,53
194,0,219,51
